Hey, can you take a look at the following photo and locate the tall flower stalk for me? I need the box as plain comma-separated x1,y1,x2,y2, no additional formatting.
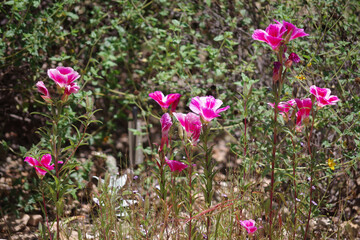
24,66,97,240
252,20,309,239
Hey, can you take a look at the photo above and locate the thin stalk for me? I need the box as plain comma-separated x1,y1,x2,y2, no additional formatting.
290,135,298,240
269,89,278,240
184,144,193,240
51,102,63,240
269,48,284,239
203,124,212,237
41,183,53,240
303,108,317,240
242,97,248,181
159,150,167,201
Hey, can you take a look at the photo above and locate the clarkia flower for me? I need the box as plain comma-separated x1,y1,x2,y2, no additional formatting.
268,99,296,118
149,91,181,112
309,85,340,107
294,98,312,131
47,67,80,89
252,20,309,50
173,112,202,145
189,96,230,123
36,81,51,102
160,113,172,151
165,157,188,172
24,154,63,177
240,219,258,234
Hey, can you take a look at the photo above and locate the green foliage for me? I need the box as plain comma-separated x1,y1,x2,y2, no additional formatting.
1,0,359,239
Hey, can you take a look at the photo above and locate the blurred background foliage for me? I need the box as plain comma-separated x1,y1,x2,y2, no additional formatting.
0,0,359,220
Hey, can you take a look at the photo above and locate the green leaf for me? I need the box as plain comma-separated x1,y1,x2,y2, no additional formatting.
214,35,224,41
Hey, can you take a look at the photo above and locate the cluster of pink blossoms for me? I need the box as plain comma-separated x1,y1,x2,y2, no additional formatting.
269,85,340,131
36,66,80,102
149,91,229,172
252,20,309,51
253,20,308,83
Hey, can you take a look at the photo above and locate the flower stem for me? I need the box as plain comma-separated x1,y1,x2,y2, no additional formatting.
186,147,193,240
41,182,53,240
303,107,317,240
290,135,298,240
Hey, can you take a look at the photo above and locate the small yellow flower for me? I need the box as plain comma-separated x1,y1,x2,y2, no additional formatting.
295,75,306,81
327,158,335,170
307,62,312,67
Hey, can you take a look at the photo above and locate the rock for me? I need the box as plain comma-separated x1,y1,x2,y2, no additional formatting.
0,213,30,232
28,214,43,226
106,155,118,175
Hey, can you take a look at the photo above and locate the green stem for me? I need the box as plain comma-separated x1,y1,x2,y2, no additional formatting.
303,107,317,240
202,124,212,237
41,181,53,240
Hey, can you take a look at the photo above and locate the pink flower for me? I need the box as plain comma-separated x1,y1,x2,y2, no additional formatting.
36,81,51,102
149,91,181,112
309,85,340,107
189,96,230,123
48,67,80,89
294,98,312,130
160,113,172,151
268,99,296,117
240,219,257,234
165,157,188,172
252,20,308,50
24,154,63,177
173,112,202,145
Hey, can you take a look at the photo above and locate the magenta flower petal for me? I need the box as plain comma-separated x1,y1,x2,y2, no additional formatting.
24,157,38,167
201,108,220,122
240,219,258,234
48,69,67,88
264,35,283,50
173,112,186,127
149,91,181,111
295,98,312,127
48,67,81,93
24,154,55,176
57,66,74,75
36,81,50,97
171,95,181,112
252,30,267,42
216,105,231,114
189,96,229,123
174,112,202,145
310,85,339,107
40,154,52,166
253,20,308,50
149,91,166,108
268,99,296,118
189,97,202,114
165,158,188,172
64,82,80,95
